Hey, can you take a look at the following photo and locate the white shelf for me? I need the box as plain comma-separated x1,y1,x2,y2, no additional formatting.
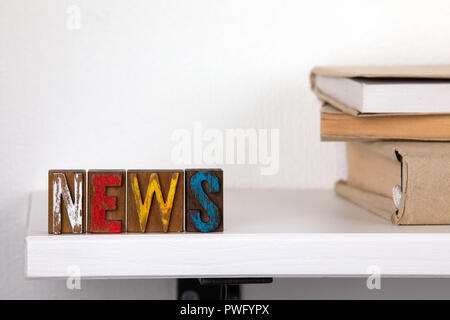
26,189,450,279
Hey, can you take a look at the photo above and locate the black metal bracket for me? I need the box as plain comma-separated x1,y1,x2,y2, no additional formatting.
177,278,273,300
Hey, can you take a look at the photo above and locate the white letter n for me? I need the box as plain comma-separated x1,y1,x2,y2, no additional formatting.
52,173,83,234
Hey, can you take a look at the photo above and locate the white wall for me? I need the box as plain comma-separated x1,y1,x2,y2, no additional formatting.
1,0,450,299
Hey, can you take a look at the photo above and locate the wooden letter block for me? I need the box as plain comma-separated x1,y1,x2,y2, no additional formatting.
88,170,125,233
185,169,223,232
48,170,86,234
127,170,184,232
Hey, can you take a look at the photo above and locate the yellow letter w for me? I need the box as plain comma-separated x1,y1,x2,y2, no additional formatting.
130,172,179,232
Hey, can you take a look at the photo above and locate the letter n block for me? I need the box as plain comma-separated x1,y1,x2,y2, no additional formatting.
127,170,184,232
48,170,86,234
185,169,223,232
88,170,125,233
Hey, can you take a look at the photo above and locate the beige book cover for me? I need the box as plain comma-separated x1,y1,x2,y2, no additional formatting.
310,65,450,116
321,104,450,141
337,141,450,225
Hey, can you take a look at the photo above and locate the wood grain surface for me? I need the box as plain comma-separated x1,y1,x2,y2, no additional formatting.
88,170,125,233
185,169,223,232
127,170,183,232
48,170,86,234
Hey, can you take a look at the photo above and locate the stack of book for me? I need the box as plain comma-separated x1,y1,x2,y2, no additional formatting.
310,65,450,224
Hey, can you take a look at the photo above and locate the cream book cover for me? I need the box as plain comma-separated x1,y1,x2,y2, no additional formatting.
337,141,450,225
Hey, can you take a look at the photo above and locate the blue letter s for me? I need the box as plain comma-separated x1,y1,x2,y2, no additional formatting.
188,171,221,232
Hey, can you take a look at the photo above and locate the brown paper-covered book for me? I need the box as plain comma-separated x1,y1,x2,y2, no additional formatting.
337,141,450,225
311,65,450,116
321,104,450,141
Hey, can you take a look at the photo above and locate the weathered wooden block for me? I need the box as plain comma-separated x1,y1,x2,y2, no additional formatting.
127,170,184,232
48,170,86,234
88,170,125,233
185,169,223,232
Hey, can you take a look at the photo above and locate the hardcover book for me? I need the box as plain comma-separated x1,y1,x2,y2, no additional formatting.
311,65,450,115
320,104,450,141
337,141,450,225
